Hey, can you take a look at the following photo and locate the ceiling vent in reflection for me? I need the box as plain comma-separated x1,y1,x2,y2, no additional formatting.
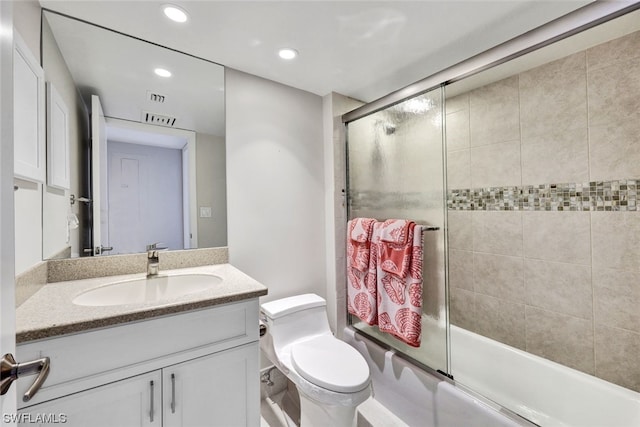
142,111,177,127
147,91,166,103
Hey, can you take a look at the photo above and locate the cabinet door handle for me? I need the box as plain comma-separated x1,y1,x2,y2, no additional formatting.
149,380,155,422
171,373,176,414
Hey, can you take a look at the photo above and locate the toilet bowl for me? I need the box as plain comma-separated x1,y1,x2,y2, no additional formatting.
260,294,371,427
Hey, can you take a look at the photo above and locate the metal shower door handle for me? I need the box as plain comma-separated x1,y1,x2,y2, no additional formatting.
0,353,51,402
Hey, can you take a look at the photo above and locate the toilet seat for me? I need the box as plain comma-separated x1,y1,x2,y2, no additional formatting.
291,335,370,393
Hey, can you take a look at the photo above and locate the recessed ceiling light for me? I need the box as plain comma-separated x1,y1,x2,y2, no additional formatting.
278,48,298,60
163,4,189,23
154,68,172,78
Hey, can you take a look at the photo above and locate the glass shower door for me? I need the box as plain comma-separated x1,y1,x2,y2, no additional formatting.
345,87,448,373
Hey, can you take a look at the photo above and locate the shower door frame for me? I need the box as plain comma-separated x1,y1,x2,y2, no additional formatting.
344,85,451,377
343,2,640,125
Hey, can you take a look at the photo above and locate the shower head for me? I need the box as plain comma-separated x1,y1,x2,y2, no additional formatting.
383,123,396,135
375,120,396,135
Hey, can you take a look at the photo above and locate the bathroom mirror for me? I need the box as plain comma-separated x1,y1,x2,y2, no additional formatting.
41,10,227,258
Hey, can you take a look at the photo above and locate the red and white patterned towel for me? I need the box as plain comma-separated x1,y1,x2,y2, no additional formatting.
379,219,414,278
376,220,424,347
347,218,378,325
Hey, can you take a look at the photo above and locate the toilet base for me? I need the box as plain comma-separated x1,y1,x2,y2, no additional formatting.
299,391,358,427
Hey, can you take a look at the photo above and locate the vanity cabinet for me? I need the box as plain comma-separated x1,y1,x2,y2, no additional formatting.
21,371,162,427
163,344,257,427
16,299,260,427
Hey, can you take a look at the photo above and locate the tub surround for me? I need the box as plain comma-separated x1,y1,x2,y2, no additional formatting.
17,263,266,342
447,28,640,393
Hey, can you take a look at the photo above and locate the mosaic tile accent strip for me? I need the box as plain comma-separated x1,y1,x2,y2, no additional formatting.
349,190,442,211
448,179,639,211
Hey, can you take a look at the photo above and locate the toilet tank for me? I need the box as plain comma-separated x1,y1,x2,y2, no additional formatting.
261,294,332,348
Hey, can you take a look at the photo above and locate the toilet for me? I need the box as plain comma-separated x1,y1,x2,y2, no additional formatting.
260,294,371,427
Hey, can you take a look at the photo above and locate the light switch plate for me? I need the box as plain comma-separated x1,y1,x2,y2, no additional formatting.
199,207,212,218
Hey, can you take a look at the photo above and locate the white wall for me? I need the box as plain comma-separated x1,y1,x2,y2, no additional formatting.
225,68,326,303
321,92,363,334
13,0,42,274
196,132,227,248
41,16,87,259
13,1,87,271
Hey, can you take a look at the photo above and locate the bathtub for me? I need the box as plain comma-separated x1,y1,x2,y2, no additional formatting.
344,327,533,427
450,325,640,427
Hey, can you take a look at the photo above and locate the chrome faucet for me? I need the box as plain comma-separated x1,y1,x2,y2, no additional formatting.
146,243,167,277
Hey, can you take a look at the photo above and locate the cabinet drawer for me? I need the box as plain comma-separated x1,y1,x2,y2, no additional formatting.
17,299,258,407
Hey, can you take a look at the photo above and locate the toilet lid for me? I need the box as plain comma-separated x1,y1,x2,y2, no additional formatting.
291,335,370,393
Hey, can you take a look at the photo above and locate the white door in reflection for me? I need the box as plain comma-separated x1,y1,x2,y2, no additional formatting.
108,143,183,254
90,113,198,256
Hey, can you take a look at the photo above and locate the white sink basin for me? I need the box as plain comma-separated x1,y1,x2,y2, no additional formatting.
72,273,223,307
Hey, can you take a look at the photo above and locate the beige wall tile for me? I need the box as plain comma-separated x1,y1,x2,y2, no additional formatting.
587,29,640,71
469,76,520,147
449,249,473,291
475,294,526,350
588,56,640,127
470,140,522,188
526,306,595,374
589,119,640,181
446,149,471,189
446,109,470,152
445,93,469,115
592,212,640,270
521,130,589,185
441,28,640,394
593,267,640,333
525,259,592,319
523,211,591,265
473,253,525,303
473,211,523,256
595,325,640,392
447,210,472,251
519,52,587,147
450,287,476,332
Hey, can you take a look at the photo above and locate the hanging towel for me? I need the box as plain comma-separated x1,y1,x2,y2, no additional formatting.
376,222,424,347
348,218,376,271
378,219,414,278
347,218,378,325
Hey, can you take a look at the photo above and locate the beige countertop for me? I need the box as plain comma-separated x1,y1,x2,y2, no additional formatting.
16,264,267,343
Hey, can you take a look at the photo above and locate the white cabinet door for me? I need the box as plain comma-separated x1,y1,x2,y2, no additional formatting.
13,31,45,183
46,82,70,190
163,343,260,427
20,371,162,427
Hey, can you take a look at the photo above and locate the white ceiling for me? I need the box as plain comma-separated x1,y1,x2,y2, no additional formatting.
40,0,594,103
44,10,225,137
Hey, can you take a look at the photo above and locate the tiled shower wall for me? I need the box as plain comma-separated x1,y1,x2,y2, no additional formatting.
447,29,640,392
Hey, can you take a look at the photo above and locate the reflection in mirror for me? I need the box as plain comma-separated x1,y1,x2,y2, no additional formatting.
41,10,226,258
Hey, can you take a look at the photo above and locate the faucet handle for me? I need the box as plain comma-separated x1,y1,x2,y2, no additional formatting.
146,242,168,251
